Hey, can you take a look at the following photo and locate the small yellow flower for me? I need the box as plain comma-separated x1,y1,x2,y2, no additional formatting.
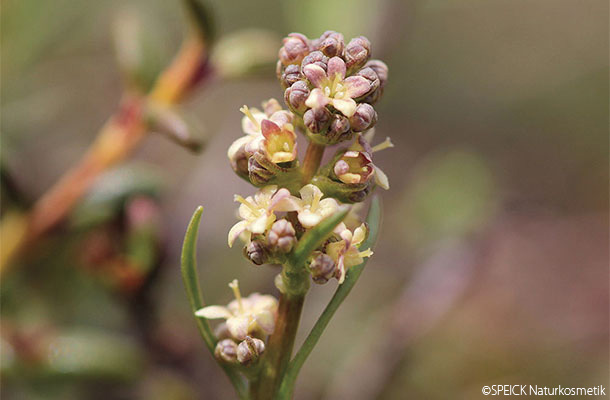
260,119,297,163
326,223,373,284
195,280,278,340
227,102,293,163
228,185,300,247
295,184,340,229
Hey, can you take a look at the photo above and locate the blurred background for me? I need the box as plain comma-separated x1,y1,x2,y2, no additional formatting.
1,0,608,399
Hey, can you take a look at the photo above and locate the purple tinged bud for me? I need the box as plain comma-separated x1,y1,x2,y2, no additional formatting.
304,107,332,134
215,339,238,363
349,103,377,132
365,60,388,88
244,240,268,265
263,98,282,116
309,251,336,284
230,143,250,180
237,336,265,365
280,64,302,89
268,219,296,253
279,33,310,66
316,30,345,57
300,50,329,72
345,36,371,70
355,67,380,98
284,80,310,115
326,114,352,143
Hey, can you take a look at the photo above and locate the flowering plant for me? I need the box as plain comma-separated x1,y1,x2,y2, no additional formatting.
181,30,390,399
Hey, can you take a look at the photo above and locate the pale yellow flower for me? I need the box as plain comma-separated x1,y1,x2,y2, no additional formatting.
195,280,278,340
326,223,373,284
228,185,300,247
227,102,293,162
295,184,340,229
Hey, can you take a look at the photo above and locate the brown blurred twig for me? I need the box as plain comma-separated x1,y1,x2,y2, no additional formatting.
0,28,210,273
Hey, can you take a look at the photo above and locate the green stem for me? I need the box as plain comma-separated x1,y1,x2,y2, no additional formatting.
276,196,382,399
257,291,306,398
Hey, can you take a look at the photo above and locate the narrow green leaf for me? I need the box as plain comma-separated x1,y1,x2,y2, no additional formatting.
277,196,382,399
288,207,349,269
180,206,248,399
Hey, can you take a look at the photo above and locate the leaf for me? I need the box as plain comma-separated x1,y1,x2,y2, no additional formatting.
276,196,382,399
288,206,349,270
180,206,247,399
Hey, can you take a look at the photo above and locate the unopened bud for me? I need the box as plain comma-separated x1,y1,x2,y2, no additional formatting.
244,240,268,265
309,251,336,284
316,30,345,57
237,336,265,366
284,80,310,115
229,142,251,180
304,107,332,134
215,339,238,363
326,114,352,143
355,67,380,99
280,64,302,89
365,60,388,88
279,33,310,66
248,152,275,185
349,103,377,132
301,50,328,72
268,219,296,253
263,98,283,116
345,36,371,71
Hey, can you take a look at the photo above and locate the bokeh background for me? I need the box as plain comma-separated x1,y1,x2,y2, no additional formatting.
2,0,608,399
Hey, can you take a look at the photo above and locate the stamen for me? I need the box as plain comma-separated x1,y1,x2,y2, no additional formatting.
239,105,261,130
372,137,394,153
234,195,261,216
228,279,244,312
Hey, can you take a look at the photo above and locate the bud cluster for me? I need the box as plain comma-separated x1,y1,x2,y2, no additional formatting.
224,31,391,285
277,31,388,145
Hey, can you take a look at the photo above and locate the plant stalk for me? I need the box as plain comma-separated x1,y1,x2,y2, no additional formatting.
257,292,305,398
301,142,325,184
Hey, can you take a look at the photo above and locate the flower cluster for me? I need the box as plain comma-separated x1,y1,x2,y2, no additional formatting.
196,280,277,365
200,30,390,370
276,31,388,145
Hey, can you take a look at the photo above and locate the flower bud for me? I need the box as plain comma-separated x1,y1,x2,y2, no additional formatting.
263,98,283,116
215,339,238,363
278,33,310,66
244,239,268,265
268,219,296,253
345,36,371,71
309,251,336,284
354,67,380,99
284,80,310,115
229,141,251,180
279,64,302,89
349,103,377,132
365,60,388,88
326,114,352,143
301,50,328,72
316,30,345,57
237,336,265,366
303,107,332,134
